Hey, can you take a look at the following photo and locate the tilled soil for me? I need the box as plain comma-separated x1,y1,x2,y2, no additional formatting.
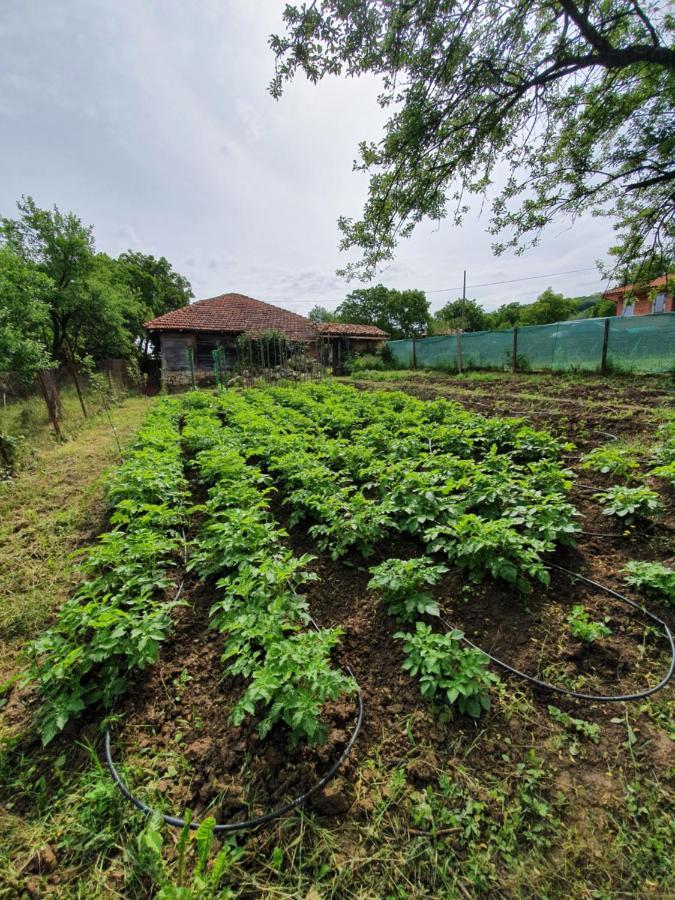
109,375,674,825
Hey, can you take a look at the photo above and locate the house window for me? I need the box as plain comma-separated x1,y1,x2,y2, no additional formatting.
652,292,666,314
622,303,634,317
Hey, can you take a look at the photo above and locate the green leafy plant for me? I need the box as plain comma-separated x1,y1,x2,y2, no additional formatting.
368,556,447,621
594,485,662,522
29,398,187,744
425,515,550,592
567,605,612,644
623,561,675,606
231,629,356,746
580,444,640,479
395,622,498,717
547,705,600,743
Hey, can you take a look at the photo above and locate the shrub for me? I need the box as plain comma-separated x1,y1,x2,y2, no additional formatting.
347,353,386,373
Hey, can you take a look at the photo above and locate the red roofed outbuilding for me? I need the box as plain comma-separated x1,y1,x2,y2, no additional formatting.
143,293,389,383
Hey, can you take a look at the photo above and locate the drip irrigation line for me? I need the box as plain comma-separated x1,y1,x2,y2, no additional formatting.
104,617,363,833
442,564,675,703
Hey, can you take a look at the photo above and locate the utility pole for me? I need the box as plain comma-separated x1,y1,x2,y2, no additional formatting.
462,270,467,325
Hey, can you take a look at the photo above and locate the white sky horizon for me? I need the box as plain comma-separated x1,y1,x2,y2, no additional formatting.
1,1,620,317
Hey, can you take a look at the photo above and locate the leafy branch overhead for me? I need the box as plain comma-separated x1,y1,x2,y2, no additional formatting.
270,1,674,278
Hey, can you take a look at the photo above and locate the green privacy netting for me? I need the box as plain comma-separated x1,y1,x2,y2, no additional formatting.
607,315,675,373
387,314,675,374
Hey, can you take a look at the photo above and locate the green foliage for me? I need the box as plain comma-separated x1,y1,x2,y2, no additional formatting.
1,195,191,365
368,556,447,621
395,622,497,717
28,399,187,743
567,605,612,644
581,443,640,478
547,705,600,743
308,304,339,323
426,515,550,592
623,561,675,606
184,399,355,747
649,420,675,485
132,812,242,898
231,629,356,745
271,2,673,279
594,485,662,522
431,298,488,334
334,284,430,339
0,245,53,382
346,352,386,373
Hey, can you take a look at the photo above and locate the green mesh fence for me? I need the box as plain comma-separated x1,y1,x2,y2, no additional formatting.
607,315,675,373
387,314,675,374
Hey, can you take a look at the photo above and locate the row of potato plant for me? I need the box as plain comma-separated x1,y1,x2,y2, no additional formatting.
217,383,579,592
182,393,355,747
29,399,189,745
206,382,580,718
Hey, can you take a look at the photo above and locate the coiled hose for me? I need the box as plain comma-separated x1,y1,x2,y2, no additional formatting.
105,616,363,832
444,564,675,703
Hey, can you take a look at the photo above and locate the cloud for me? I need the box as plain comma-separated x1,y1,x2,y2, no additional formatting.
0,0,616,315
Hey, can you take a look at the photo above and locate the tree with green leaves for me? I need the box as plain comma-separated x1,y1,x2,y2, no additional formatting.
117,251,193,354
271,1,674,280
517,288,578,325
0,246,53,383
335,284,430,338
1,196,95,361
431,298,488,333
308,304,339,323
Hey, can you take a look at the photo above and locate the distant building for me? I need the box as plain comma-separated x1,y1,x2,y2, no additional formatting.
603,274,674,317
144,292,388,384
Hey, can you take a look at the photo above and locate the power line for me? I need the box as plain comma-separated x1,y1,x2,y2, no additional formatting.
424,265,598,294
254,265,601,306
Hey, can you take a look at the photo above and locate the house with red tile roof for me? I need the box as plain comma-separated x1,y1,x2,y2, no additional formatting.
144,293,389,383
603,274,674,318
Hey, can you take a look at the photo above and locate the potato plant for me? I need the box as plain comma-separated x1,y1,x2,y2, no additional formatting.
29,399,188,744
395,622,498,718
368,556,447,621
623,561,675,606
567,605,612,644
184,401,356,746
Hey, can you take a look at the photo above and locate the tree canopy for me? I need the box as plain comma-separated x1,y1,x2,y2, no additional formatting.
335,284,430,338
271,1,674,280
0,246,53,383
432,298,488,333
0,196,193,367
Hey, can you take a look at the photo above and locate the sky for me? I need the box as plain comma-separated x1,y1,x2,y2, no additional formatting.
1,0,619,315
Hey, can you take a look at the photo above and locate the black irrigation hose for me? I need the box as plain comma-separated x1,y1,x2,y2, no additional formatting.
104,617,363,833
442,564,675,703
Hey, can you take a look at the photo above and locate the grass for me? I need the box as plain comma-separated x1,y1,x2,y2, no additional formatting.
1,378,673,898
0,393,153,679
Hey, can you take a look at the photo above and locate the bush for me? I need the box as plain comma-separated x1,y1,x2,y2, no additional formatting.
347,353,386,373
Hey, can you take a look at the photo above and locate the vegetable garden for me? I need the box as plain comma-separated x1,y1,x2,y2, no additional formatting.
4,375,674,896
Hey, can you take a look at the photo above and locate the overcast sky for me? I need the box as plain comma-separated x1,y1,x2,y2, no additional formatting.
1,0,619,314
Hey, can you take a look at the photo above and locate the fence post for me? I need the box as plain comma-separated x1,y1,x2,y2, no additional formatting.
412,337,417,369
187,347,196,389
600,317,610,374
512,327,518,372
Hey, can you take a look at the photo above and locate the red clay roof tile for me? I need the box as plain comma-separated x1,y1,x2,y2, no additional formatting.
144,293,318,342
